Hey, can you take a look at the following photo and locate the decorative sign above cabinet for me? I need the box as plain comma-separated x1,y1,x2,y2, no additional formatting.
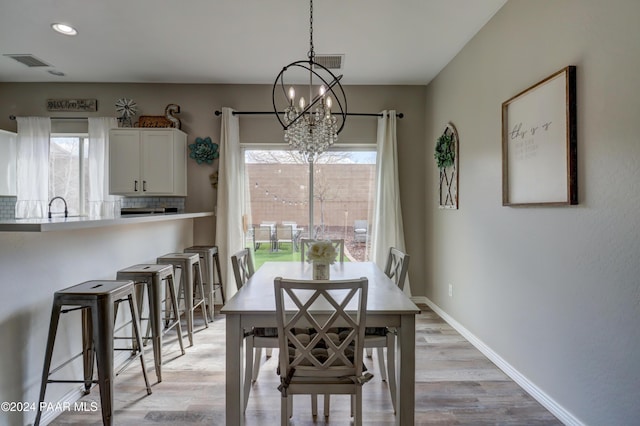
47,98,98,112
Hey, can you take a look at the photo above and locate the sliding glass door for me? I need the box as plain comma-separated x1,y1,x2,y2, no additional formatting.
243,148,375,267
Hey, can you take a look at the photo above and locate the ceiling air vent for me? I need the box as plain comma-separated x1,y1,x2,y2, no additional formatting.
314,54,344,70
4,54,51,67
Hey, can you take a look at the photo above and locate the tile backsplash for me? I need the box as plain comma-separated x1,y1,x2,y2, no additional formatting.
0,196,185,220
0,196,17,220
120,197,185,211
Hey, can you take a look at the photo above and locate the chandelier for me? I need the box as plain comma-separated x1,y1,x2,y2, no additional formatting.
272,0,347,163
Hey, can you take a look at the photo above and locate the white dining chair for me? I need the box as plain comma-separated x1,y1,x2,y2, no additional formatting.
364,247,410,412
230,248,279,412
274,276,372,425
323,247,410,415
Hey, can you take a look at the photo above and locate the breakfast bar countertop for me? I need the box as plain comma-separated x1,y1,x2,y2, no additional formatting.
0,211,214,232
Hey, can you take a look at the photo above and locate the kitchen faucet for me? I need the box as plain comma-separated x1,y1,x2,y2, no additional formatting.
48,196,68,219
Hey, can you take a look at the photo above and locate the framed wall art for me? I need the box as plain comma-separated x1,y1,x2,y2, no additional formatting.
502,66,577,206
435,122,459,209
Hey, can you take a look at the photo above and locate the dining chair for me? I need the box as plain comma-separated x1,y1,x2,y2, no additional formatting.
274,276,372,426
299,238,345,263
323,247,410,415
230,248,278,412
230,248,254,291
364,247,410,412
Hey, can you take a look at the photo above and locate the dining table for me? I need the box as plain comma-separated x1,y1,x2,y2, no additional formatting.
220,261,421,426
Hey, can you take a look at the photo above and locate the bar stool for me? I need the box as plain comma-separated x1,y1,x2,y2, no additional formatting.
184,245,225,319
116,264,186,382
35,280,152,426
157,253,209,346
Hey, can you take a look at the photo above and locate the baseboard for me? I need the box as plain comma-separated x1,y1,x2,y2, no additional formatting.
36,351,131,425
411,296,428,305
36,386,87,426
423,297,584,426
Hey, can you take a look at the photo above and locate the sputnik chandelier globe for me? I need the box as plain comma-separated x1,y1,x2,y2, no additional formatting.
272,0,347,163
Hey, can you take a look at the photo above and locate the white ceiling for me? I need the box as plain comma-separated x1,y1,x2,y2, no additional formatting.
0,0,506,85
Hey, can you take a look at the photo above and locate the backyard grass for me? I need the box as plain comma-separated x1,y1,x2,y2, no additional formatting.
252,242,351,269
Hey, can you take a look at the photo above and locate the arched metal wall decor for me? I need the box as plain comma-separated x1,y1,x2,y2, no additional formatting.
436,122,459,209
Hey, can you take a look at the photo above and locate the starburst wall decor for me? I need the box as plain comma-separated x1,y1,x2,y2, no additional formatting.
115,98,137,127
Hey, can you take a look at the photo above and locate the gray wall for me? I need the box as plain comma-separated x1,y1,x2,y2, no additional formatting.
424,0,640,424
0,84,427,293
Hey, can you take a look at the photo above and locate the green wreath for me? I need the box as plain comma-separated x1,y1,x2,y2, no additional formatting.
434,133,455,169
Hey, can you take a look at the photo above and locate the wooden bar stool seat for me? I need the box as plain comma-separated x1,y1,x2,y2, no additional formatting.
116,263,186,382
35,280,152,426
157,253,209,346
184,245,225,319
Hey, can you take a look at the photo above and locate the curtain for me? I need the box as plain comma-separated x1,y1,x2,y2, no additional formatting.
88,117,120,218
215,107,246,299
371,110,411,296
15,117,51,218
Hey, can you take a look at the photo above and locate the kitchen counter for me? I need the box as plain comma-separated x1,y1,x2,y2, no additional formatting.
0,211,213,232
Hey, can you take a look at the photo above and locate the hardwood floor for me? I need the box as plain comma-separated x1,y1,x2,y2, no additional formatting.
49,305,562,425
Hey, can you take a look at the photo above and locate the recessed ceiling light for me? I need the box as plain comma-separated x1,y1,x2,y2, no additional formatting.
48,70,66,77
51,23,78,36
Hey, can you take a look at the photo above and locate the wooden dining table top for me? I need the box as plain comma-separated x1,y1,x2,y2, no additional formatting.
220,261,420,315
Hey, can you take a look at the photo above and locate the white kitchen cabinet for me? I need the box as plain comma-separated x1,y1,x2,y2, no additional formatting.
0,129,17,196
109,128,187,196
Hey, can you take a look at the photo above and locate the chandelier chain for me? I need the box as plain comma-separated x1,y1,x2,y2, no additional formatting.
308,0,314,60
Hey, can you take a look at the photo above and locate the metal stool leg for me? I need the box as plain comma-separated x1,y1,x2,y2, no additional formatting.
165,272,186,356
35,303,62,426
127,292,152,394
194,262,209,328
92,298,115,426
213,251,225,304
182,264,195,346
147,277,163,381
82,308,94,394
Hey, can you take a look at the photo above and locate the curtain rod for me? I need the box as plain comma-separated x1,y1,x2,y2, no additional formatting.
9,115,87,120
214,110,404,118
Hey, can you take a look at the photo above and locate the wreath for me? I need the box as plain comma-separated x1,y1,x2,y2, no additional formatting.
434,133,455,169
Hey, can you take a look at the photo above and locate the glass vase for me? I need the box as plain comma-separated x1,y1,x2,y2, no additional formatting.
312,261,330,280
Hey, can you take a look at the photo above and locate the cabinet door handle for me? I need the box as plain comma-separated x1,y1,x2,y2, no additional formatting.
143,180,147,192
134,180,138,191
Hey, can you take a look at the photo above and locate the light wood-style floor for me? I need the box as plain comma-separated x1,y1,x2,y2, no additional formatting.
49,305,562,425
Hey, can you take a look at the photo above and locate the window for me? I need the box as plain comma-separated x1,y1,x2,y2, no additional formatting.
49,134,89,216
244,148,376,267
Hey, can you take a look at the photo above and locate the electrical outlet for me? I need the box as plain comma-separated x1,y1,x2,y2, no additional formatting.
448,284,453,297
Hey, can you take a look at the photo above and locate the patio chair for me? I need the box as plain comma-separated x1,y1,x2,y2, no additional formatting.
253,225,274,251
230,248,278,412
300,239,345,263
275,225,294,252
353,220,368,243
274,276,372,425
